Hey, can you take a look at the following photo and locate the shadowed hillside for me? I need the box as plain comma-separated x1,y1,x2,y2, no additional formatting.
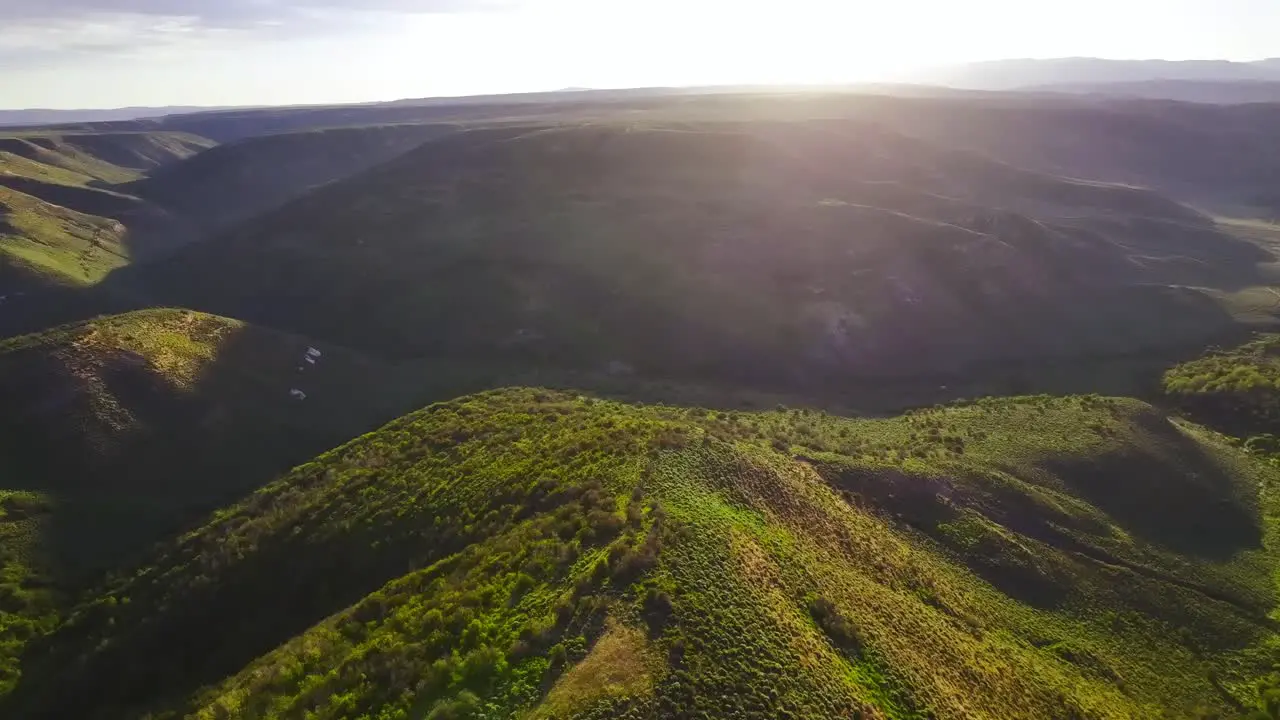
5,388,1277,719
131,124,457,235
0,309,417,694
128,121,1256,390
0,309,398,572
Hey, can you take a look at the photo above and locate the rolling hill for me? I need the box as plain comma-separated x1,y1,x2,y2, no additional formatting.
0,308,433,697
126,120,1264,393
7,86,1280,720
4,388,1277,718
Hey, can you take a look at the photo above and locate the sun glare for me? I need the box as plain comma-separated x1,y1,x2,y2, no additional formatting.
586,0,929,86
412,0,944,93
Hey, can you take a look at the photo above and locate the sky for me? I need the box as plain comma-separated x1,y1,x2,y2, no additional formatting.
2,0,1278,109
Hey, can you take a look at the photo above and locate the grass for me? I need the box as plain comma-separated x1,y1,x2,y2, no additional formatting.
6,387,1277,719
1164,334,1280,436
0,129,219,289
0,132,214,185
531,617,657,719
0,151,98,187
0,186,130,287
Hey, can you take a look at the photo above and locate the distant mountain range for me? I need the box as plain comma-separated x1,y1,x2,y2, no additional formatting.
1027,79,1280,104
6,58,1280,128
0,106,239,127
912,57,1280,90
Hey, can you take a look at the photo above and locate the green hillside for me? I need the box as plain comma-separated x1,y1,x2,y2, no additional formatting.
0,132,213,185
131,121,1261,389
1164,334,1280,437
0,186,130,288
5,388,1278,719
0,130,217,290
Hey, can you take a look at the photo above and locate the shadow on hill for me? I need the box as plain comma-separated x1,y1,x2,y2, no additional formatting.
1044,411,1262,560
0,313,399,586
0,285,141,341
0,177,140,219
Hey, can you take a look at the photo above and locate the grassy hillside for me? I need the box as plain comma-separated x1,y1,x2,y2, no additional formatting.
0,130,218,292
131,124,456,234
5,388,1277,719
0,132,213,185
130,121,1260,390
1164,334,1280,437
0,186,130,288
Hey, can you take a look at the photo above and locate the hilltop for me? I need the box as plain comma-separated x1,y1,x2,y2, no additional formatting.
5,388,1277,718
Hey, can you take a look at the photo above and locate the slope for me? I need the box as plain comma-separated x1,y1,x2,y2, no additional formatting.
0,308,400,574
0,186,130,289
0,131,213,185
130,120,1257,389
1164,333,1280,438
130,123,457,235
7,388,1278,719
0,130,219,291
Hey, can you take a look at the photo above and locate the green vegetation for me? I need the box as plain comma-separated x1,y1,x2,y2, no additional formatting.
0,132,213,185
0,151,98,187
0,186,130,287
1164,334,1280,435
0,130,218,291
6,89,1280,719
4,388,1276,719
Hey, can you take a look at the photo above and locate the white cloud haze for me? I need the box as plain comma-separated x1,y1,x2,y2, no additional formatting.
1,0,1277,108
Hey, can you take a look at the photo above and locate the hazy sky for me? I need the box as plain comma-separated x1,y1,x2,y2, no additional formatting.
2,0,1277,109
